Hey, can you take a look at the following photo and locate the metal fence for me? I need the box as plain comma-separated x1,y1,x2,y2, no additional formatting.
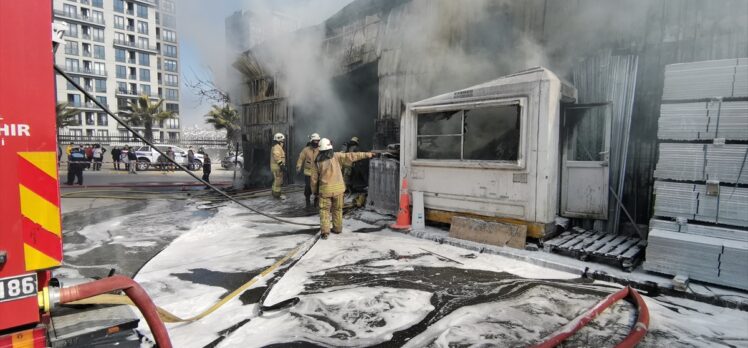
58,134,228,149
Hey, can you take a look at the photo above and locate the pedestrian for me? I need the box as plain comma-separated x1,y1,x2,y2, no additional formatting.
311,138,374,239
296,133,321,209
111,146,121,170
121,146,130,171
66,145,86,185
157,152,169,174
202,153,212,184
166,147,175,171
84,144,94,170
270,133,287,199
127,147,138,174
92,144,106,171
57,144,62,162
187,147,195,170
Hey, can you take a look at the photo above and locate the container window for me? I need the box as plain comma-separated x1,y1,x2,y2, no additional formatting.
416,104,521,162
463,105,520,161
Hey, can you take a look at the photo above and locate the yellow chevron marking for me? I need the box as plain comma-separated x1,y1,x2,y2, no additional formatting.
19,184,61,236
24,244,61,270
18,151,58,179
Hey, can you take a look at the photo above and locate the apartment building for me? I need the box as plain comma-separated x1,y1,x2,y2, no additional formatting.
53,0,181,142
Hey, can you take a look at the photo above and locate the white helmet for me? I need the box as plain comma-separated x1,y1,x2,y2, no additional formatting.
273,133,285,142
309,133,321,141
318,138,333,151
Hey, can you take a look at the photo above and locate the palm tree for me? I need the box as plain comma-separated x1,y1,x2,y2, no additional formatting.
205,104,240,144
119,95,176,142
56,102,81,129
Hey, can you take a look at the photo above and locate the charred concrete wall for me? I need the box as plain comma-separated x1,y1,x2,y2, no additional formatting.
235,0,748,223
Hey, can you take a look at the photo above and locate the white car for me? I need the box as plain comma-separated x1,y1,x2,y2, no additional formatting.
134,145,204,171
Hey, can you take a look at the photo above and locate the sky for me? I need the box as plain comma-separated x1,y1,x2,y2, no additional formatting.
176,0,353,129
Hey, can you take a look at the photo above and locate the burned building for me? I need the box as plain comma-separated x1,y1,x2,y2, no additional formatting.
232,0,748,228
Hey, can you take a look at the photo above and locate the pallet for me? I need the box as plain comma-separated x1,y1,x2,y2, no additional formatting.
543,229,646,272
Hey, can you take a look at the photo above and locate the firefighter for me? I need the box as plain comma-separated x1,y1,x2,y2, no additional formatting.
342,136,360,190
296,133,321,208
311,138,374,239
270,133,287,199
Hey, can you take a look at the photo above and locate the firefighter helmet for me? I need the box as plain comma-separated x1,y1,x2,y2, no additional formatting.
310,133,321,141
319,138,333,151
274,133,285,142
350,136,359,143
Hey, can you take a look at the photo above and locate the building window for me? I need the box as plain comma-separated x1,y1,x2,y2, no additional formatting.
165,103,179,114
162,14,176,28
114,15,125,29
162,29,176,42
92,10,104,24
115,48,126,63
416,104,521,162
92,0,103,8
140,68,150,82
93,45,105,59
66,76,80,90
96,96,107,106
86,129,95,137
93,62,106,76
85,112,95,125
138,52,150,66
163,44,177,57
64,41,79,55
116,65,127,79
114,0,124,13
137,4,148,19
164,89,178,101
63,4,76,16
137,37,150,50
97,113,108,126
141,84,151,96
92,28,104,42
137,21,148,35
94,78,106,92
97,130,108,137
164,74,178,87
164,59,177,72
66,22,78,37
65,58,79,72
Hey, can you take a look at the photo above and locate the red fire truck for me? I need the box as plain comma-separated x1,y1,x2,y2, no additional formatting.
0,2,170,347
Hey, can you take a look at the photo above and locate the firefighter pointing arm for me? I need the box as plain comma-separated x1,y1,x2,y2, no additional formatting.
311,138,374,239
270,133,287,199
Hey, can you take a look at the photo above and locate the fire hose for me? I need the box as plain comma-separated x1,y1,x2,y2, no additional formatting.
531,286,650,348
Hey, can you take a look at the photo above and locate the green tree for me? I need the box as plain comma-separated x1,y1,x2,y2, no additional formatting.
56,102,81,129
205,104,240,144
119,95,176,142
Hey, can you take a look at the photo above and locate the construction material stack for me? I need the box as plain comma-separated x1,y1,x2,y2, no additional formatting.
645,58,748,290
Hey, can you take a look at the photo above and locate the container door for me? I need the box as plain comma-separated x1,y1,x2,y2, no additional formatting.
561,103,611,219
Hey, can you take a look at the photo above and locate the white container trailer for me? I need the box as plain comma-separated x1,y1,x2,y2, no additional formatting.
400,67,612,239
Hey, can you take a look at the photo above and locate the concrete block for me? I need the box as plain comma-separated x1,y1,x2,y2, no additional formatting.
449,216,527,249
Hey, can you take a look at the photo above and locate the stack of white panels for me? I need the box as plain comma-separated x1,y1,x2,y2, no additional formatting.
654,144,748,184
650,218,748,242
658,101,748,140
662,58,748,100
653,182,748,227
644,229,748,290
653,144,706,181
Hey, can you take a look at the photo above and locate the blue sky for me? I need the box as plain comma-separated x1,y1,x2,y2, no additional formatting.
176,0,352,128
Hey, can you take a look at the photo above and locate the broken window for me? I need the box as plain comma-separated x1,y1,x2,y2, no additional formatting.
416,104,521,162
565,106,607,161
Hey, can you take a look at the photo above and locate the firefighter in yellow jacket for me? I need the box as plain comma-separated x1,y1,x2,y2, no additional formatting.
296,133,321,208
270,133,286,199
311,138,374,239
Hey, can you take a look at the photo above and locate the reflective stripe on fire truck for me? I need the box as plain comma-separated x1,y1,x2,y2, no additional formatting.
17,152,62,271
0,327,46,348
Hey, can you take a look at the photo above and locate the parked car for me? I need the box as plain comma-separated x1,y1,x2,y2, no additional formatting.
134,145,204,171
221,152,243,169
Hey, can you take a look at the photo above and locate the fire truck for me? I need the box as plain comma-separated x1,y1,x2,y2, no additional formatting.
0,2,170,347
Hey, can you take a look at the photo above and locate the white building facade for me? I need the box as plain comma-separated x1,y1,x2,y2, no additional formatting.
54,0,181,142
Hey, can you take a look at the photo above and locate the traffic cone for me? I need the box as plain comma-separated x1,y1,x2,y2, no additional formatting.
391,178,411,231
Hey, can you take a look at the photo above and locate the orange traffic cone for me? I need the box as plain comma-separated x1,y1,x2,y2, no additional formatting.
391,178,411,231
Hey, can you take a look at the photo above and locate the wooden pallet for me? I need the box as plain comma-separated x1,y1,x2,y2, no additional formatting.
543,229,646,272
